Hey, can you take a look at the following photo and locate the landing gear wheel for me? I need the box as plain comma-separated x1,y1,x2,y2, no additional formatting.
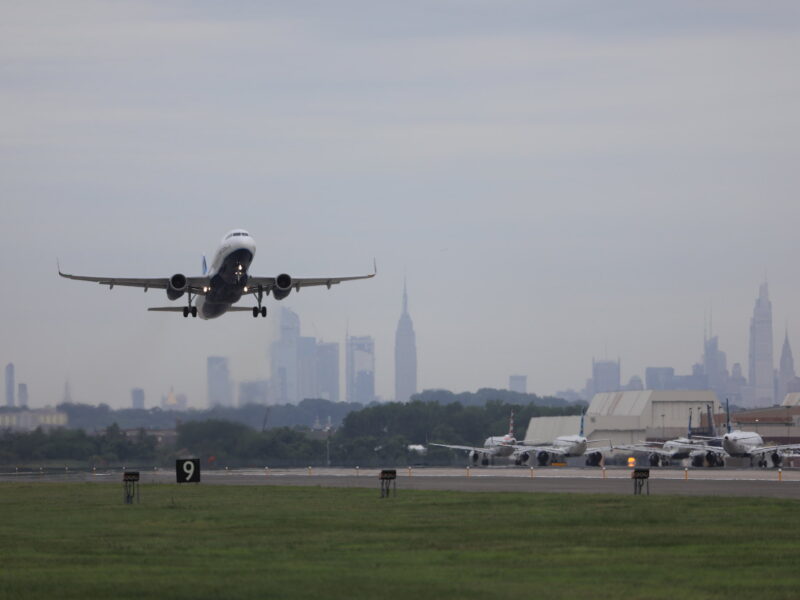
253,307,259,318
183,307,189,318
261,307,267,317
191,306,197,318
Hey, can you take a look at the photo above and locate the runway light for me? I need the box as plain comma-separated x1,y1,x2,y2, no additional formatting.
244,286,248,292
627,457,636,468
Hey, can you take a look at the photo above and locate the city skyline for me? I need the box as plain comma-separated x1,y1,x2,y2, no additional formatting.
2,3,800,408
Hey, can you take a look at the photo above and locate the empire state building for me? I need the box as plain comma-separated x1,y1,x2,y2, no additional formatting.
394,281,418,402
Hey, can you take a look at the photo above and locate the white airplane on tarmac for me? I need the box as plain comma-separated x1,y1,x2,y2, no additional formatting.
59,229,376,319
430,412,521,466
615,407,723,467
515,413,610,467
669,400,800,468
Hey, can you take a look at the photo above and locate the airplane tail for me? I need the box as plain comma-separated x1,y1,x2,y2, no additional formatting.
725,398,731,434
687,408,693,439
202,255,208,276
508,410,515,438
707,404,717,437
580,411,585,437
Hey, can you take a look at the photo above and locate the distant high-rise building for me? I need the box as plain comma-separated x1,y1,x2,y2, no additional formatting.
624,375,644,391
592,359,621,393
747,282,774,408
17,383,28,407
131,388,145,410
238,380,269,406
645,367,675,390
702,335,729,401
297,336,318,402
508,375,527,394
347,335,375,404
5,363,15,407
777,330,796,404
316,342,340,402
207,356,233,407
394,282,417,403
271,307,301,404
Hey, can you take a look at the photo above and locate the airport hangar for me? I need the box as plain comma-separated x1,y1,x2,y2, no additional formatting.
524,390,721,446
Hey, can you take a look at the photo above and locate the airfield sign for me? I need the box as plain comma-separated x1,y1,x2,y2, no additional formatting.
176,459,201,483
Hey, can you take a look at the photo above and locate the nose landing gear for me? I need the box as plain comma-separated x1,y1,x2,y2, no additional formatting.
251,286,267,318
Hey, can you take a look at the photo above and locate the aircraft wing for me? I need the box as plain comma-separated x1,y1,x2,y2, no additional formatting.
518,445,568,457
614,443,671,456
668,441,728,457
248,261,376,292
429,443,493,455
749,443,800,456
58,267,209,294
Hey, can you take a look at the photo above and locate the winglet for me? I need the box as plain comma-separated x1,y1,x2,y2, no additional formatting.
202,255,208,276
373,258,377,276
57,259,66,277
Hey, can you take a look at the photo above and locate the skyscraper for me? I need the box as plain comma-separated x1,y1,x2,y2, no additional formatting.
777,330,796,404
747,282,774,408
316,342,340,402
394,282,417,403
131,388,145,410
207,356,233,407
592,359,621,394
270,307,300,404
703,335,729,402
347,335,375,404
17,383,28,407
5,363,14,407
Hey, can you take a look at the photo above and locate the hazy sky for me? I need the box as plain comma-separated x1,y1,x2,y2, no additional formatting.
2,1,800,408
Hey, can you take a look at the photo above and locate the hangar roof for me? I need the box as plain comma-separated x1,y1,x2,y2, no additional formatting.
588,390,720,417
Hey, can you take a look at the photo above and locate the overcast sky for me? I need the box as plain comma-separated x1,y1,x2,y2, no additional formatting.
2,1,799,408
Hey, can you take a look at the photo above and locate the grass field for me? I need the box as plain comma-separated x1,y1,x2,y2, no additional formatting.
1,482,799,599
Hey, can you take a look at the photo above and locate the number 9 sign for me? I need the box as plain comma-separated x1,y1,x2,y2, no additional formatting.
176,459,201,483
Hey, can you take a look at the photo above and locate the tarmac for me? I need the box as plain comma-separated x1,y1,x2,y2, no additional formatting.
3,466,800,499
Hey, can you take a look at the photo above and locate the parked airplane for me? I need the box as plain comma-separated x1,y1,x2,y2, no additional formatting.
615,407,722,467
670,400,800,468
59,229,376,319
430,412,520,466
515,413,610,467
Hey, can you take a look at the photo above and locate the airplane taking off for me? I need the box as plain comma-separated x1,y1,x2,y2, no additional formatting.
59,229,376,319
516,413,610,467
430,412,520,466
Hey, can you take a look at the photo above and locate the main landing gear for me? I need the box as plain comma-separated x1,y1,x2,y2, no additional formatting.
183,291,197,318
251,286,267,318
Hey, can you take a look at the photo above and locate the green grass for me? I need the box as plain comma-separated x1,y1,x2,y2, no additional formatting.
1,483,799,600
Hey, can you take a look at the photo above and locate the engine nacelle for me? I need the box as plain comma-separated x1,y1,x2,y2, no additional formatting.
167,273,188,300
536,450,550,467
585,451,602,467
272,273,292,300
515,451,530,466
469,450,481,465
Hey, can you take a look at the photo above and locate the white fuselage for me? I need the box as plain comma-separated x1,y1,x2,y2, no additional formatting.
195,230,257,320
551,435,588,457
722,430,764,457
484,435,517,457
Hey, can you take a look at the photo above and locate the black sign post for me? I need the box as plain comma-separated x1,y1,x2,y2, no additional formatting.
123,471,140,504
632,468,650,495
176,459,201,483
379,469,397,498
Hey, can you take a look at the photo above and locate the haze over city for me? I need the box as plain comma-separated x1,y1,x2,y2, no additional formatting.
2,2,799,409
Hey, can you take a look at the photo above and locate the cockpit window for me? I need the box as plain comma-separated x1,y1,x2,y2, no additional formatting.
225,232,249,239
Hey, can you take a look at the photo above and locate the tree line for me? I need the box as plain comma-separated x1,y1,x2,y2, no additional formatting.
0,393,583,467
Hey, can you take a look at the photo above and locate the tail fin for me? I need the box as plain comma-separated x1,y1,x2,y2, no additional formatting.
707,404,716,437
580,411,585,437
725,398,731,434
202,255,208,276
687,408,693,439
508,410,515,438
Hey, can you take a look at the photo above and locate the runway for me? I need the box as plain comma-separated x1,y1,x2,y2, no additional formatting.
3,466,800,499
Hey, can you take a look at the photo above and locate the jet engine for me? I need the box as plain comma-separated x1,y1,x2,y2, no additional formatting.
770,451,782,468
515,452,530,466
691,451,705,467
272,273,292,300
536,450,550,467
585,451,602,467
649,453,662,467
469,451,481,466
167,273,188,300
